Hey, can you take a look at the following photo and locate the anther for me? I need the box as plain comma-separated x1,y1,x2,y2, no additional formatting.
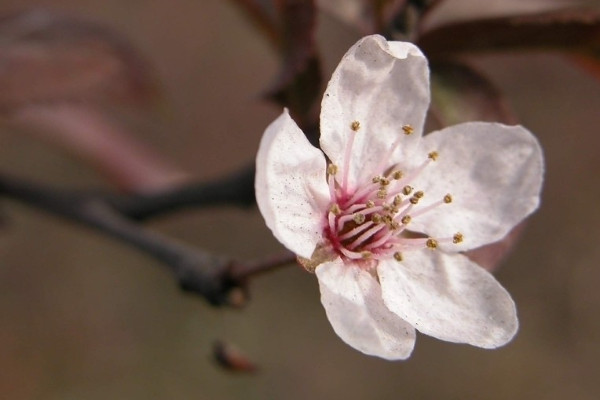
351,121,361,131
366,200,375,208
392,170,403,180
402,124,414,135
453,232,464,244
390,221,400,230
377,189,387,199
402,185,413,195
409,196,420,205
372,214,383,224
426,238,439,249
428,151,439,161
382,215,393,225
414,191,424,199
327,164,338,175
361,251,372,259
443,194,453,204
353,213,366,224
379,178,390,186
393,195,402,206
393,252,403,262
372,176,382,184
329,204,341,215
401,215,412,225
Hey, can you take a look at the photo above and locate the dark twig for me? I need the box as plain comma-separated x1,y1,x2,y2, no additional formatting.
0,168,292,306
108,164,256,220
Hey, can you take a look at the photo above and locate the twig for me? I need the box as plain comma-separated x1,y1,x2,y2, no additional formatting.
0,169,288,306
108,164,255,220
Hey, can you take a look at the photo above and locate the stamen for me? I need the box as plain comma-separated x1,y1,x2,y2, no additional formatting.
353,213,366,224
327,164,338,175
372,176,382,184
414,190,424,199
366,200,375,208
341,122,359,191
426,238,439,249
351,120,361,131
402,185,413,195
444,194,453,203
401,215,412,225
393,252,403,262
402,124,414,135
329,204,341,215
392,170,403,180
428,151,439,161
409,196,420,205
377,189,387,199
347,224,386,249
338,221,375,241
453,232,464,244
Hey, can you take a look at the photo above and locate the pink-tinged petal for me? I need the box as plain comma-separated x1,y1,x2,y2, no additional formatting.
320,35,430,190
255,110,330,258
410,122,544,251
378,251,518,348
316,259,416,360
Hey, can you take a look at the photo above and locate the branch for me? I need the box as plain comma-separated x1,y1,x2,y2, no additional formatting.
0,169,291,306
107,164,255,220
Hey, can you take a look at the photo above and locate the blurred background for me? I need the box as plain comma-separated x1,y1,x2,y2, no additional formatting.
0,0,599,399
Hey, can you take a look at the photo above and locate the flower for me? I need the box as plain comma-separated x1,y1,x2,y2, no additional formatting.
255,35,544,360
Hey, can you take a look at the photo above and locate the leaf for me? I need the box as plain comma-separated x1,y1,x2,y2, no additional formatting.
417,7,600,59
0,9,161,113
429,61,517,127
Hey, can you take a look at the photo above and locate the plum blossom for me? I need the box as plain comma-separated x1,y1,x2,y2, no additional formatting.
255,35,544,360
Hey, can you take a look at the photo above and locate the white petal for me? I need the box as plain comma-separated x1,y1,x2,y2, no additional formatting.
255,110,330,258
320,35,430,190
316,259,416,360
378,250,518,348
410,122,544,251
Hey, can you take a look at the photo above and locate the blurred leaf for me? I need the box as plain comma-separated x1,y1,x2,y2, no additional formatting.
265,0,321,123
417,7,600,59
429,61,517,127
0,9,161,113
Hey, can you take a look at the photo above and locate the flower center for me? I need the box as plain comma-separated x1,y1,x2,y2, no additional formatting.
323,120,462,268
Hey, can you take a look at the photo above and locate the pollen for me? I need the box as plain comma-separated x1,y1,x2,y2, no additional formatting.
453,232,464,244
393,195,402,206
409,196,420,205
414,191,424,199
402,185,413,195
353,213,366,224
443,194,453,203
351,120,361,131
428,151,439,161
329,204,341,215
366,200,375,208
392,170,403,180
401,215,412,225
327,164,338,175
372,214,383,224
393,252,403,262
426,238,439,249
379,178,390,186
372,175,382,184
377,189,387,199
390,221,400,230
402,124,414,135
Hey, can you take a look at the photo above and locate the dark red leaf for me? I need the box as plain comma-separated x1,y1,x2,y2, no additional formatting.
417,7,600,59
0,9,161,113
